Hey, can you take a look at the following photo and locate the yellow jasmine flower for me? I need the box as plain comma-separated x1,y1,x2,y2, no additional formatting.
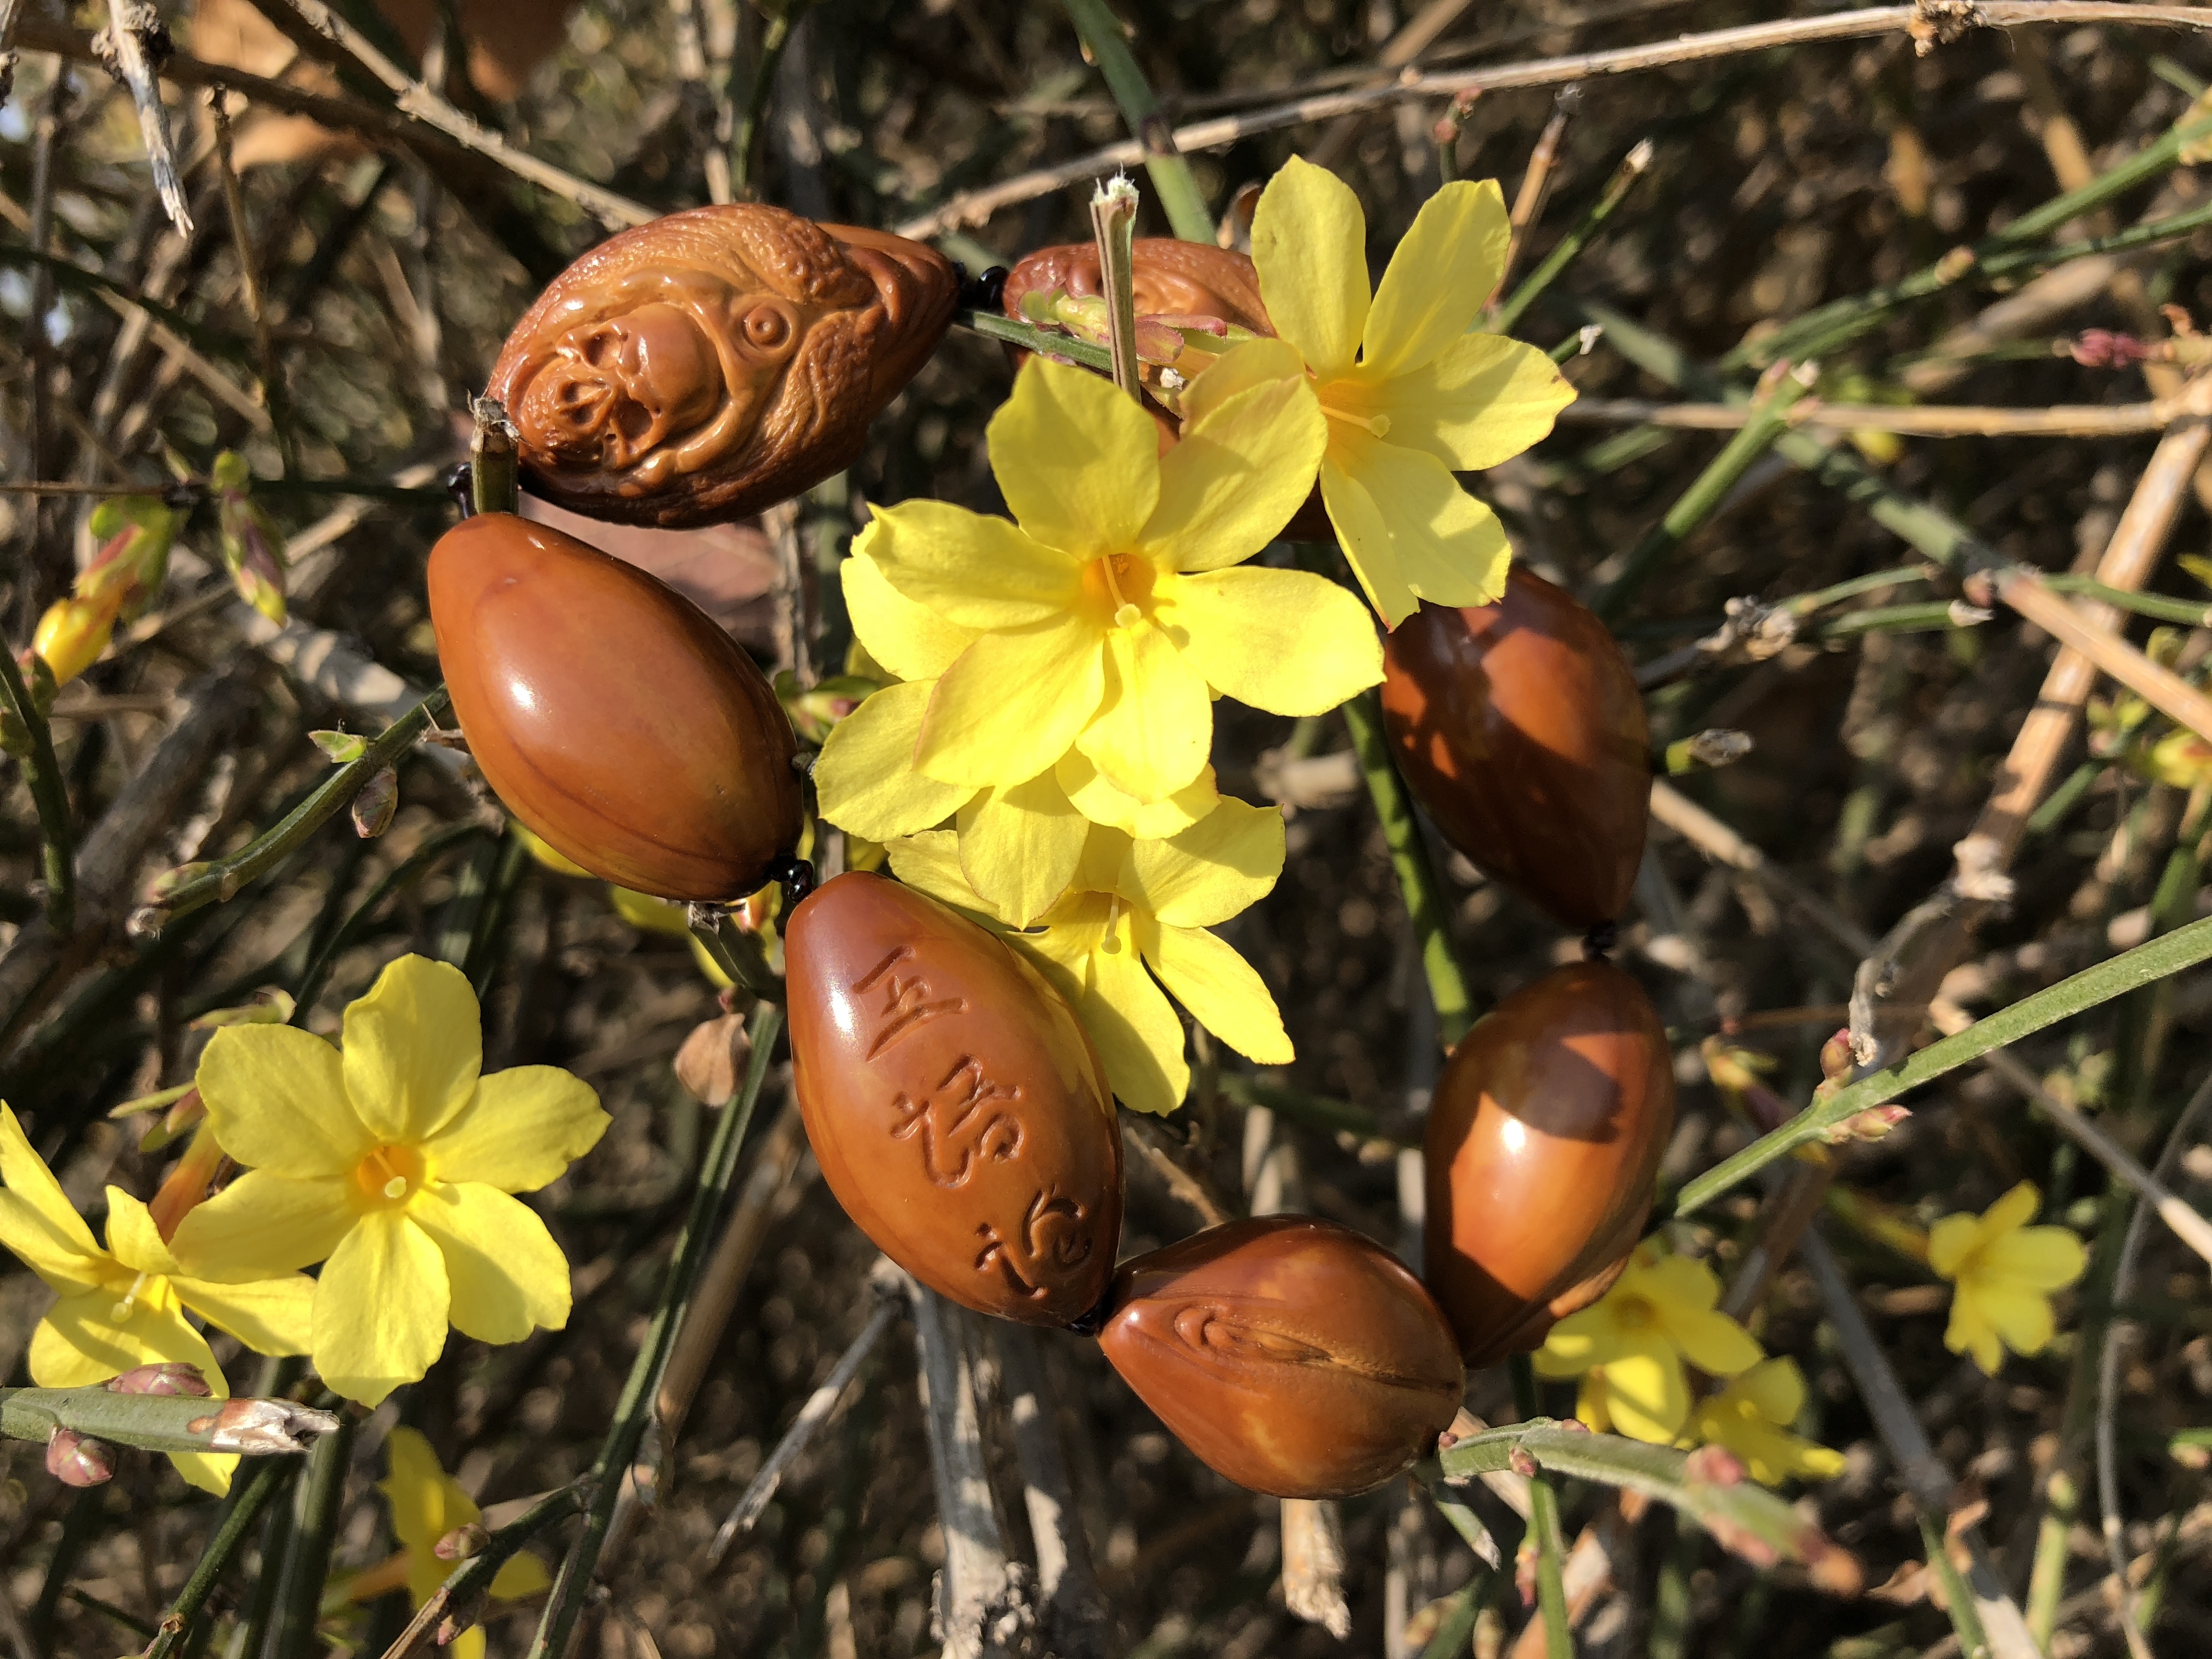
1534,1241,1761,1444
1928,1181,2086,1374
1247,157,1577,627
814,557,1221,926
888,798,1292,1116
172,956,608,1407
0,1104,314,1494
861,351,1380,815
375,1426,550,1659
1684,1357,1847,1487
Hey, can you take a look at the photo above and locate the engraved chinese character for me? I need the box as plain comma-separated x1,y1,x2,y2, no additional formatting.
852,945,963,1060
890,1055,1024,1188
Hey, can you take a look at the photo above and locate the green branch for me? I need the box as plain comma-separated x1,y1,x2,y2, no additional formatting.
956,308,1118,374
1677,913,2212,1216
0,647,74,936
1432,1419,1857,1589
1492,137,1652,336
0,1383,337,1455
1057,0,1215,244
143,1457,300,1659
378,1483,585,1659
144,687,452,928
1342,689,1474,1046
528,1000,784,1657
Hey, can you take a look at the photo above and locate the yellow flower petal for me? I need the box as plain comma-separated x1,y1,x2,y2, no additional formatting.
32,1280,215,1389
1667,1305,1763,1379
1927,1212,1981,1279
1176,336,1311,429
0,1192,106,1293
608,885,691,939
195,1024,368,1180
865,500,1082,629
1056,752,1218,837
1359,178,1510,380
407,1183,571,1344
1980,1181,2044,1240
1154,566,1383,715
418,1066,607,1194
956,773,1087,928
1963,1280,2057,1358
1066,919,1189,1117
1730,1356,1808,1426
884,831,994,915
842,544,976,680
1138,919,1292,1064
1325,428,1512,624
918,619,1105,788
1637,1251,1723,1312
1316,452,1410,624
1142,372,1327,574
101,1187,180,1276
314,1209,449,1407
1251,156,1369,379
1944,1296,2005,1376
1126,797,1285,928
1075,620,1212,803
988,357,1162,556
171,1269,315,1357
1353,331,1576,471
380,1425,471,1551
815,680,974,843
1575,1371,1613,1432
1592,1348,1689,1444
1982,1226,2087,1290
0,1105,101,1265
170,1171,354,1276
1535,1300,1635,1374
341,956,484,1146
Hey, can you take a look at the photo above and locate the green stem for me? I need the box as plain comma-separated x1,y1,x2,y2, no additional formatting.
1217,1073,1407,1146
687,909,785,1002
1918,1512,1993,1659
527,1000,784,1658
1417,1580,1487,1659
1342,690,1473,1046
1091,176,1143,400
462,823,531,996
1491,138,1651,336
1731,105,2212,371
2024,1468,2078,1650
268,1409,357,1659
1057,0,1215,244
293,821,485,1020
1511,1356,1574,1658
733,4,805,200
470,396,520,517
142,1457,298,1659
2041,575,2212,627
1594,367,1812,621
0,645,74,936
385,1483,586,1659
956,308,1118,374
0,1384,332,1453
147,687,451,926
1812,600,1982,640
1675,911,2212,1215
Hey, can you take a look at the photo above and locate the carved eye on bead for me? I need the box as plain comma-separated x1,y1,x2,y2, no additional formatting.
740,301,797,356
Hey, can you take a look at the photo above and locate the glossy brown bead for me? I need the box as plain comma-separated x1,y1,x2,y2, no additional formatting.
1424,958,1674,1367
1381,568,1650,930
1099,1216,1464,1498
785,873,1122,1326
427,512,800,899
488,206,956,528
1001,239,1272,335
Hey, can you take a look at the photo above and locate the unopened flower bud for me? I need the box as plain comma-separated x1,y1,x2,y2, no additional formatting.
433,1521,488,1561
31,595,119,686
1818,1029,1855,1083
1514,1540,1539,1607
1508,1446,1538,1479
1684,1443,1747,1487
106,1361,213,1396
46,1427,115,1487
352,768,398,838
1821,1104,1910,1144
675,1011,753,1107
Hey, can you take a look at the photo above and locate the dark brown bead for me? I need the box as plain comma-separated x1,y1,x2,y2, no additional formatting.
427,512,799,899
1099,1216,1464,1498
1001,238,1272,335
785,873,1122,1327
1425,960,1674,1367
1381,568,1650,930
488,206,956,528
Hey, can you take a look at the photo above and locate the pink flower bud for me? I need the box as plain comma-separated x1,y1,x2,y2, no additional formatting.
434,1521,488,1561
46,1428,115,1487
1821,1104,1910,1144
1684,1444,1747,1487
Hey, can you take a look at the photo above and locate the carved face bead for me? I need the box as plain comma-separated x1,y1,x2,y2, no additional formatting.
489,206,957,528
427,512,800,900
1099,1216,1464,1498
1381,569,1651,931
784,873,1123,1327
1424,959,1675,1367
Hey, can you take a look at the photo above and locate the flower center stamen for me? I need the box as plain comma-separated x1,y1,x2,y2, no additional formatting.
109,1271,153,1325
352,1143,425,1209
1082,554,1155,630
